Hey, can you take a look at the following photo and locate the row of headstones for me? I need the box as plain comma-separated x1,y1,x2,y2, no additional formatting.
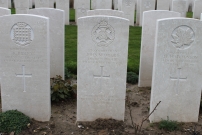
132,0,202,26
1,8,202,123
0,0,131,26
0,6,127,121
76,0,202,26
0,0,57,8
76,10,202,122
0,0,70,25
2,0,202,26
2,0,198,11
1,0,126,25
0,7,66,121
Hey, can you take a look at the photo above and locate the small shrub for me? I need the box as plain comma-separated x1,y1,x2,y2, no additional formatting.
0,110,30,134
51,75,73,102
127,72,138,84
158,117,179,131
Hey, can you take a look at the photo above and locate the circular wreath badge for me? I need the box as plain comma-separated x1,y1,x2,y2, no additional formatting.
91,20,115,47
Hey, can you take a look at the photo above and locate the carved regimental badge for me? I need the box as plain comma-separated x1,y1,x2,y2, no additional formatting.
92,20,115,47
144,0,151,8
171,25,195,50
125,0,131,6
11,22,34,46
78,4,87,14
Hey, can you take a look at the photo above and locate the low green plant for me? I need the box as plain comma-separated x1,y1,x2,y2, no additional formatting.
0,110,30,134
127,72,139,84
65,67,72,79
158,117,179,131
51,75,73,102
66,61,77,75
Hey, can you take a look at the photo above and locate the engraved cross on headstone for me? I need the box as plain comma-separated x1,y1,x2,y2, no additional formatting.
16,65,32,92
94,66,110,79
170,68,187,94
94,66,110,93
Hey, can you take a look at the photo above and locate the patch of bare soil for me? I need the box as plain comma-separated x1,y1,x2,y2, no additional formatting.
79,119,126,135
2,83,202,135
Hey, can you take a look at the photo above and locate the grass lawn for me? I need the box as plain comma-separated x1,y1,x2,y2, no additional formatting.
10,8,193,75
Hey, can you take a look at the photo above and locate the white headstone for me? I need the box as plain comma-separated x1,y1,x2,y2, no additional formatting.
0,7,10,16
118,0,122,10
15,0,29,14
113,0,118,9
139,0,155,26
0,0,8,8
193,0,202,19
191,0,195,11
0,14,50,121
138,10,181,87
169,0,172,10
201,13,202,20
35,0,49,8
74,0,77,9
136,0,140,25
157,0,170,10
29,0,32,8
122,0,135,26
75,0,90,23
95,0,112,9
134,0,137,11
56,0,69,25
87,9,124,17
8,0,11,8
28,8,65,79
171,0,187,17
187,0,193,11
186,0,190,11
77,16,129,121
49,0,54,8
150,18,202,122
91,0,96,9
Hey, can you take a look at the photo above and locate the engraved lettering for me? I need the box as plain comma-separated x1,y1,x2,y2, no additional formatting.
162,51,198,67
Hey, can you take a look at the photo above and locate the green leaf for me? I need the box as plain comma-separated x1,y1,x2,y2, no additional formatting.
59,94,65,99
